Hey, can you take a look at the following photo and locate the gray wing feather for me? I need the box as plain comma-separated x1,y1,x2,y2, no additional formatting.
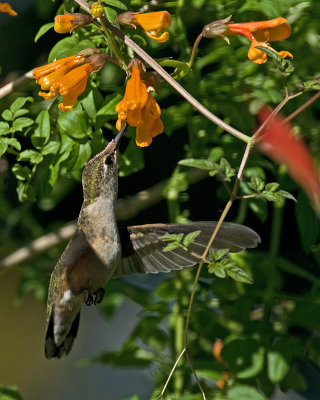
114,222,260,277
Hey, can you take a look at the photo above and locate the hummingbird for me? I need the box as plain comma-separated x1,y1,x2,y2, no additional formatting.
45,124,261,359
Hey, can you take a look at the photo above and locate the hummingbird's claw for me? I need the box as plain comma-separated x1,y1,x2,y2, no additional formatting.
94,287,105,304
84,290,94,306
83,288,105,306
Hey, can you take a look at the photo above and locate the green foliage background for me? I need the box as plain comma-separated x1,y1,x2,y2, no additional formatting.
1,0,320,399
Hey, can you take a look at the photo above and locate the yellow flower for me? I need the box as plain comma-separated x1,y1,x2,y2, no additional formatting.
227,17,292,64
54,13,92,34
33,51,108,112
117,11,171,42
116,64,164,147
0,2,17,16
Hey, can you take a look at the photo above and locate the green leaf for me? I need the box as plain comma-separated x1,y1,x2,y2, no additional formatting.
58,105,92,140
17,149,43,164
81,89,104,120
48,37,79,62
10,97,33,115
34,22,54,42
70,142,92,180
248,176,265,192
12,164,32,181
117,131,144,177
41,141,60,155
255,46,282,63
227,384,266,400
208,263,226,278
0,121,10,136
183,230,201,247
267,351,290,383
0,385,23,400
265,182,280,192
226,265,253,284
32,110,50,148
160,233,184,242
101,0,127,10
0,138,21,156
16,181,36,202
163,242,182,252
178,158,216,170
96,93,122,129
11,118,34,132
2,109,13,121
105,6,118,23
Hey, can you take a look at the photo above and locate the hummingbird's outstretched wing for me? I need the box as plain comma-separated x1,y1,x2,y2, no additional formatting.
114,222,260,277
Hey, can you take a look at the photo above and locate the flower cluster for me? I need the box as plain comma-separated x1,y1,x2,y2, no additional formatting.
33,50,109,112
116,64,164,147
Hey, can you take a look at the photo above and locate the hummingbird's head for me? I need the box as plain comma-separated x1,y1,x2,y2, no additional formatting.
82,124,127,204
82,144,119,205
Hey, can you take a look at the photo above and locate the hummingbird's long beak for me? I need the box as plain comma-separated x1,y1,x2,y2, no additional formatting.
114,122,128,149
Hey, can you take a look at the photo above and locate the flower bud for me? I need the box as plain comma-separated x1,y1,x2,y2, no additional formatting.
54,13,93,34
90,2,105,19
202,15,232,40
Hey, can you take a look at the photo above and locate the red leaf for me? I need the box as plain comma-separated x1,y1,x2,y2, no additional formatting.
256,106,320,210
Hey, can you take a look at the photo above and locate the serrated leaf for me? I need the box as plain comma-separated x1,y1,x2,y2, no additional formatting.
183,230,201,247
265,182,280,192
163,242,182,252
101,0,127,10
160,233,184,243
178,158,216,170
0,121,10,135
248,175,265,192
34,22,54,42
208,263,226,278
12,164,32,180
226,265,253,284
32,110,50,148
267,351,289,383
11,117,34,132
17,149,43,164
279,190,296,202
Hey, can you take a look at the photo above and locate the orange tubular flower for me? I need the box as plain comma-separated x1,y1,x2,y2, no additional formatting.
54,13,92,33
0,2,17,16
227,17,292,64
117,11,171,42
116,65,164,147
33,51,108,112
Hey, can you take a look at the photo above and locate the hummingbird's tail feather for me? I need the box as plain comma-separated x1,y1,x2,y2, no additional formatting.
45,308,80,359
115,222,261,277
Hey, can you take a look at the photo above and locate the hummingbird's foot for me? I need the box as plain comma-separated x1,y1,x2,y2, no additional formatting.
83,288,105,306
93,288,105,304
83,290,94,306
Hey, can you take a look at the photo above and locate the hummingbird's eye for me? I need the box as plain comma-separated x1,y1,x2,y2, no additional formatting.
105,154,114,166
